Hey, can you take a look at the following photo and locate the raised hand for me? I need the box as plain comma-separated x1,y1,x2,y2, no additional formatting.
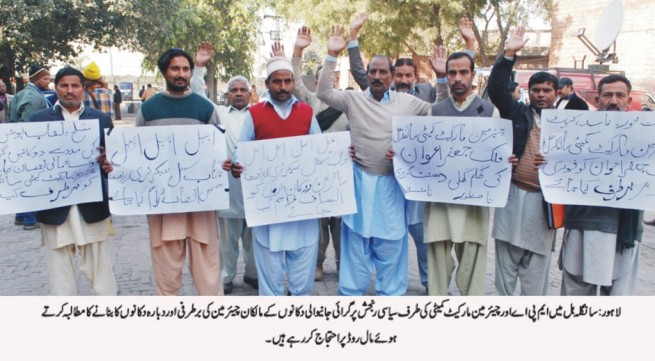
459,17,476,51
295,26,312,50
349,12,368,40
504,26,529,58
328,25,347,57
270,41,285,58
429,45,447,78
195,41,214,67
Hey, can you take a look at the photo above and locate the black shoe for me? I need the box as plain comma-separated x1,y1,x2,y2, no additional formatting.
23,223,39,230
644,219,655,226
223,282,233,294
243,275,259,289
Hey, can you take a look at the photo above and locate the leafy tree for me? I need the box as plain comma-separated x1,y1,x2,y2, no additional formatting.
128,0,262,101
0,0,132,93
274,0,550,67
464,0,552,66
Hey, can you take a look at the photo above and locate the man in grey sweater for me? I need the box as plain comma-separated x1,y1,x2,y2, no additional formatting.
317,25,433,295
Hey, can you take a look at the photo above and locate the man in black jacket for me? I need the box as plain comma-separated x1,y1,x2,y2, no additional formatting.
28,67,116,295
487,26,560,296
556,77,589,110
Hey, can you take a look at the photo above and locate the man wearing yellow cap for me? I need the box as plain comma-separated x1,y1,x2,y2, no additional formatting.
82,61,114,118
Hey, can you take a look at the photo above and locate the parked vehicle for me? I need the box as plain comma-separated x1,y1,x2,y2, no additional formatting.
480,67,655,110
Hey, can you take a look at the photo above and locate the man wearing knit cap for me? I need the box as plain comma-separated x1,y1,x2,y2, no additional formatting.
82,61,114,118
228,56,322,296
8,65,53,230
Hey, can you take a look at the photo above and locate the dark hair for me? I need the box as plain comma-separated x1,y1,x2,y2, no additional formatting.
54,67,84,85
598,74,631,94
446,52,475,72
157,48,194,75
367,55,394,73
394,58,417,74
508,81,519,92
528,71,559,90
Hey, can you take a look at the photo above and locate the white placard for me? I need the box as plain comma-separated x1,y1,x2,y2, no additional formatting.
540,109,655,210
0,120,102,214
239,132,356,227
106,125,229,215
392,116,513,207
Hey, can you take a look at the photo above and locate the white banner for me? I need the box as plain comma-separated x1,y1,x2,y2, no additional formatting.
106,125,229,215
392,116,513,207
540,109,655,210
0,120,102,214
239,132,356,227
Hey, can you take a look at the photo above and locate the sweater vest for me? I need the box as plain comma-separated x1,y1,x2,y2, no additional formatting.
431,96,495,117
249,101,313,140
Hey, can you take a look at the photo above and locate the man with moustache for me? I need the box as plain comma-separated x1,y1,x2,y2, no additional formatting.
422,51,500,296
347,14,476,292
28,67,116,295
190,45,260,294
559,74,642,296
228,56,322,296
488,27,560,296
135,48,222,296
290,27,349,282
317,25,435,296
556,77,589,110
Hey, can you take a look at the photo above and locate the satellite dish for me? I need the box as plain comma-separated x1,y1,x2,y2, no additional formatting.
594,0,624,51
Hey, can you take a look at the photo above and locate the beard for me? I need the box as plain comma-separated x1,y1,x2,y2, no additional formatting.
449,83,470,95
166,77,188,93
604,104,623,111
394,82,414,93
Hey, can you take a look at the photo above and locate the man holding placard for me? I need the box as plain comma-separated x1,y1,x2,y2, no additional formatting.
316,25,435,296
28,67,116,295
559,75,642,296
422,51,500,296
488,26,560,296
135,48,222,296
228,56,322,296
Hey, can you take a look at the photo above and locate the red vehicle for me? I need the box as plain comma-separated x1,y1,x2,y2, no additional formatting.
512,68,654,111
480,67,655,111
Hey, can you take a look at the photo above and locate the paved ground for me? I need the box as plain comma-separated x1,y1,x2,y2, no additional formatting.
2,114,655,296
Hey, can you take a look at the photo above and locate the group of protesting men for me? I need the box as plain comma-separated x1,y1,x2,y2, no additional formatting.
5,12,643,297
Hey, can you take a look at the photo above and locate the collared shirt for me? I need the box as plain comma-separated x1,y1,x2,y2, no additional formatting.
54,101,85,121
442,92,501,117
235,95,321,251
217,104,250,153
216,103,250,219
84,88,113,117
236,96,321,160
367,88,391,104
